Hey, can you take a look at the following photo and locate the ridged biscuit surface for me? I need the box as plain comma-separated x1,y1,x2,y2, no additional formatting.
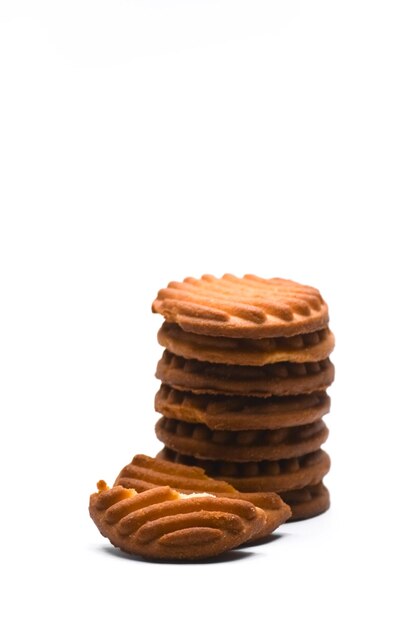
115,454,291,539
90,482,269,560
152,274,329,338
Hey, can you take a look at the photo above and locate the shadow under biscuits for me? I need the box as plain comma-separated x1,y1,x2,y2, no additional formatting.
100,544,255,565
240,531,285,549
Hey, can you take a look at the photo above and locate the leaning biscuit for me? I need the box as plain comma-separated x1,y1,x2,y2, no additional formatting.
114,454,291,540
152,274,329,338
157,322,335,366
156,351,335,397
90,481,269,560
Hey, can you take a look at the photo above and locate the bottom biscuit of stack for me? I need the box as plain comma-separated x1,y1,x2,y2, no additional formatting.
154,384,332,521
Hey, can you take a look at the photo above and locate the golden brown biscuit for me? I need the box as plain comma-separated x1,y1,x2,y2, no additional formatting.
156,351,335,397
157,322,335,366
152,274,329,338
282,482,330,521
155,385,330,430
155,416,329,462
115,453,236,494
158,448,331,493
90,481,270,560
114,454,291,539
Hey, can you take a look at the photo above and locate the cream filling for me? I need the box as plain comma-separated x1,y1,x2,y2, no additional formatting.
178,492,215,499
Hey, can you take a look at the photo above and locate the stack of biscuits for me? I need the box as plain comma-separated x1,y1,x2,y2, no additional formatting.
152,274,335,521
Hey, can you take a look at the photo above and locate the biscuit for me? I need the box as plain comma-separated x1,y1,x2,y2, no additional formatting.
155,384,330,430
156,351,335,397
115,454,291,539
152,274,329,338
158,448,331,493
90,481,270,560
281,482,330,521
157,322,335,366
115,453,236,494
155,416,329,462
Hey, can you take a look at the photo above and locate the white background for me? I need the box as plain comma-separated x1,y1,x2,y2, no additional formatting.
1,1,416,624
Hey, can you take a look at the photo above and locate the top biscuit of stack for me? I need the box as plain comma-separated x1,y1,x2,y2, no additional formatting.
152,274,329,339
